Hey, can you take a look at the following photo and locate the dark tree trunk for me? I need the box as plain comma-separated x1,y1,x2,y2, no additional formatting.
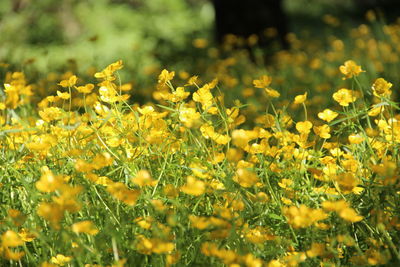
355,0,400,22
212,0,289,49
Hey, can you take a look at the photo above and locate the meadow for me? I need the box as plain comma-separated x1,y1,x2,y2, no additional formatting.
1,3,400,267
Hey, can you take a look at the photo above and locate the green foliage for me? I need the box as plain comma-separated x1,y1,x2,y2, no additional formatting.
0,0,213,78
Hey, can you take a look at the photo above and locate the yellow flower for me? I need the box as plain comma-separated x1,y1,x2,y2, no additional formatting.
296,121,313,134
8,209,26,227
244,226,275,244
4,83,19,109
200,124,230,145
99,85,118,103
0,247,25,260
166,251,181,266
208,78,218,89
75,159,95,173
1,230,24,247
209,152,225,165
339,208,363,223
283,205,328,228
189,215,211,230
233,168,259,188
332,172,359,193
50,254,72,266
255,192,270,203
72,220,99,235
120,83,132,91
170,87,190,102
94,176,112,186
267,260,285,267
322,200,363,223
333,88,356,106
348,133,365,144
368,105,384,117
264,88,280,98
253,75,272,88
58,75,77,88
158,69,175,85
94,60,123,80
200,124,215,139
18,228,37,242
56,91,70,100
212,133,231,145
179,71,189,79
306,243,326,257
107,60,123,72
278,178,293,189
152,241,175,254
106,182,140,206
255,114,275,128
339,60,364,79
163,184,179,198
313,124,331,139
253,75,279,98
131,170,156,187
36,167,63,193
190,163,210,179
186,75,199,86
37,202,64,229
134,216,154,229
151,199,166,212
294,92,307,104
193,84,213,110
318,109,338,122
26,134,58,154
372,78,392,96
76,83,94,94
52,185,82,214
135,235,175,255
179,106,200,128
92,152,113,169
193,38,208,48
39,107,63,122
137,105,154,115
180,176,205,196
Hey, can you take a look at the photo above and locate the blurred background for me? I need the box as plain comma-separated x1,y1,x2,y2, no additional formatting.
0,0,396,71
0,0,399,104
0,0,214,77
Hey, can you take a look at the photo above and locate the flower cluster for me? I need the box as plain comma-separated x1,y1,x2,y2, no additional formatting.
1,17,400,266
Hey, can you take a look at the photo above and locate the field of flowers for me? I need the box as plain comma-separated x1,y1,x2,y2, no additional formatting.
1,10,400,267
